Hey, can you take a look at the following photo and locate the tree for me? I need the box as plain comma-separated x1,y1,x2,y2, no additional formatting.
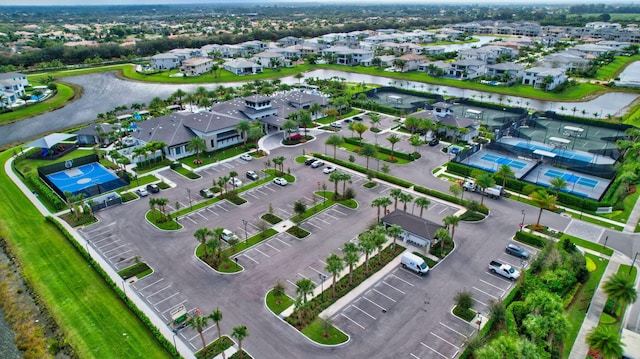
293,199,307,221
294,72,305,87
358,231,376,273
414,197,431,218
449,182,463,202
386,224,404,249
549,176,568,196
172,89,186,109
194,227,212,257
369,112,381,129
210,308,225,359
236,120,251,147
371,226,387,264
297,110,314,138
186,313,211,356
404,117,422,134
434,227,451,253
586,325,624,359
295,278,316,303
410,134,422,153
475,173,495,207
454,290,474,312
353,122,368,140
603,272,638,316
282,119,298,141
399,192,414,212
247,123,265,144
186,136,206,162
390,188,402,210
359,143,377,170
494,164,515,189
325,134,344,159
386,134,400,160
342,242,360,286
371,197,389,222
328,171,341,198
530,190,557,227
231,325,249,359
443,215,460,241
325,253,344,298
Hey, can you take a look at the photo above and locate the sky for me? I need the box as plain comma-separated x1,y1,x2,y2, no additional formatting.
0,0,620,5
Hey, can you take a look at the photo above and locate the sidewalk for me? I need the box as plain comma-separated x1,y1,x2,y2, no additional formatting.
568,252,625,359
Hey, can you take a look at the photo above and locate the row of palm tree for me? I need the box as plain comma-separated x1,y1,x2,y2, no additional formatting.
186,308,248,359
193,227,231,265
327,171,351,200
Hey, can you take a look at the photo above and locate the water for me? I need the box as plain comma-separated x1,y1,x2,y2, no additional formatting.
0,307,21,359
617,61,640,85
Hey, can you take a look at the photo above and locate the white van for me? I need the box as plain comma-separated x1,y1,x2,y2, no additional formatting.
401,252,429,276
221,229,239,242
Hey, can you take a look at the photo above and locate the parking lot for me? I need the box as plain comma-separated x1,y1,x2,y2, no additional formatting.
80,222,140,272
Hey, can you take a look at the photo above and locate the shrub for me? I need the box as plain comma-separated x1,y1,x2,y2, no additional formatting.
603,298,616,315
514,231,549,248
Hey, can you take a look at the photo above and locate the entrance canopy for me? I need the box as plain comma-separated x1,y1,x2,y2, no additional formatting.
26,133,76,148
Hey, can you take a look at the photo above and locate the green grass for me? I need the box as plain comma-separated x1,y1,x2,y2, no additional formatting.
118,262,153,280
0,149,171,358
0,83,75,125
179,146,256,168
562,253,608,359
145,209,183,230
595,55,640,81
452,305,477,322
300,317,349,345
340,142,411,164
560,234,614,256
596,264,638,334
224,228,278,256
265,290,294,315
173,166,201,179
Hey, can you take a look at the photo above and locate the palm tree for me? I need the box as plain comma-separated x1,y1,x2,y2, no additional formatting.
358,231,376,273
414,197,431,218
295,278,316,303
247,123,265,145
494,164,515,189
328,171,341,198
371,226,387,264
297,110,314,138
530,190,557,227
186,137,207,162
236,120,251,147
586,325,624,359
386,224,404,249
172,89,187,109
475,173,495,207
369,112,381,129
342,242,360,286
325,253,344,298
549,176,568,196
187,314,212,355
386,134,400,160
325,134,344,159
194,227,212,257
353,122,368,140
294,72,305,87
211,227,225,247
282,119,298,141
434,227,451,253
390,188,402,210
359,143,377,170
371,197,388,222
399,192,414,212
231,325,249,359
443,215,460,241
210,308,225,359
603,272,638,316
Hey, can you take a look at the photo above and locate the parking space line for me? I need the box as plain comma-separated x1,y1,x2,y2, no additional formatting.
305,221,323,230
275,238,291,247
91,235,113,244
382,281,406,294
362,296,386,312
136,278,164,291
93,237,116,247
102,243,128,255
440,322,468,339
472,286,498,299
286,279,297,288
420,342,447,359
81,222,116,234
307,265,325,277
146,284,172,299
278,208,291,217
372,288,397,302
479,279,507,293
409,353,420,359
318,259,327,266
431,332,460,350
206,207,219,216
153,291,180,306
162,301,188,315
438,207,450,214
472,297,488,307
254,248,270,258
339,313,365,330
246,192,259,199
185,216,197,224
315,217,331,224
247,222,260,231
389,273,415,287
187,324,216,342
378,187,390,194
331,208,348,216
240,254,259,264
484,272,514,284
108,249,132,260
264,242,281,252
197,211,208,220
217,205,229,212
352,304,376,320
324,213,338,220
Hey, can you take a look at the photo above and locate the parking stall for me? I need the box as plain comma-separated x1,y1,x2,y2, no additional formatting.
80,222,140,272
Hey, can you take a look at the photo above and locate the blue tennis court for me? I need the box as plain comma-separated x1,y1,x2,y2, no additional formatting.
543,169,599,188
481,154,527,169
46,162,121,194
515,141,594,163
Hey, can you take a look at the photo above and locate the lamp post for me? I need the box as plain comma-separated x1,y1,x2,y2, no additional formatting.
602,236,608,250
322,182,327,207
477,312,482,331
319,273,327,300
187,188,192,210
242,219,248,245
520,210,526,231
630,252,639,275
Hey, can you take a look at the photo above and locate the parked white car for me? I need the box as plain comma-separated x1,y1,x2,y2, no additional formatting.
323,166,336,174
228,178,243,187
239,154,253,161
273,177,288,186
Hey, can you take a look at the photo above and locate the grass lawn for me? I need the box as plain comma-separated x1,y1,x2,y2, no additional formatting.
178,145,255,168
0,83,76,125
341,142,410,164
560,234,614,256
562,253,608,359
173,166,201,179
265,289,294,315
0,149,171,358
146,209,183,230
595,55,640,80
301,317,349,345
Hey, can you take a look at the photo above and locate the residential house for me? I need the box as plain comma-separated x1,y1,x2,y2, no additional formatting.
277,36,303,47
448,59,486,80
0,72,28,107
395,54,427,72
151,53,181,70
180,57,213,76
522,67,567,91
74,123,119,146
381,210,445,250
541,52,590,72
252,51,287,68
409,102,480,143
486,63,524,83
322,46,373,66
222,59,263,75
458,45,515,65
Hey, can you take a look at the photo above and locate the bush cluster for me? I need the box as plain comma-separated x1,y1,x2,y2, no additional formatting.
514,230,550,248
26,173,64,210
343,137,417,161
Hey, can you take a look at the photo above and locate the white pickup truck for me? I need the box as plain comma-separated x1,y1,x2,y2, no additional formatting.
488,260,520,280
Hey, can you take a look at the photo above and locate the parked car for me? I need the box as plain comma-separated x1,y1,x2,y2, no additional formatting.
505,244,530,259
304,158,317,166
228,178,243,187
343,118,352,123
352,116,363,121
136,188,149,197
200,188,214,198
273,177,288,186
428,138,439,146
323,166,336,174
311,160,324,168
239,154,253,161
221,229,239,242
146,183,160,193
246,170,259,180
330,121,342,128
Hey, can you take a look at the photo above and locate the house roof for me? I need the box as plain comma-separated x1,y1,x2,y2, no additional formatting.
381,210,444,240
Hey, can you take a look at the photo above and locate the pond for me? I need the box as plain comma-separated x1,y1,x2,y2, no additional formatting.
617,61,640,86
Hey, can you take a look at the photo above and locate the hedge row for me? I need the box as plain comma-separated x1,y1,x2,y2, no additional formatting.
45,217,179,358
514,230,550,249
343,137,416,161
414,185,489,215
314,153,412,188
27,173,64,210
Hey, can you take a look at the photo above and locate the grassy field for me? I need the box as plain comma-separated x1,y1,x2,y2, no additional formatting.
0,149,171,358
595,54,640,81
